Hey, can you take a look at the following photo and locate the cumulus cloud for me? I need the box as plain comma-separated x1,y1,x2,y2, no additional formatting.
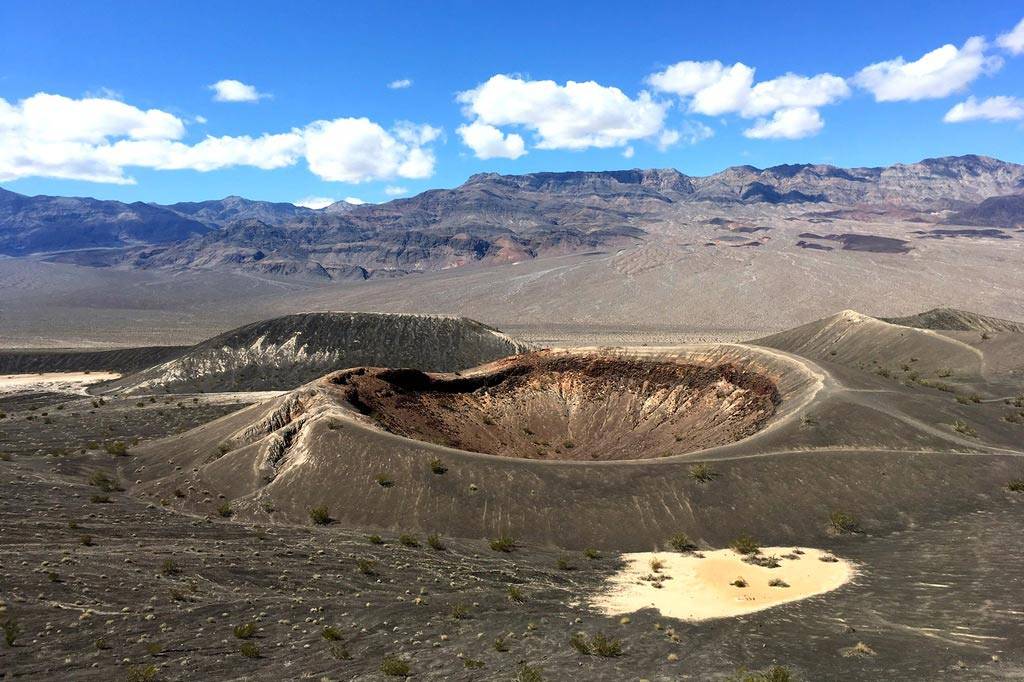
388,78,413,89
209,79,269,102
853,37,1002,102
456,74,669,156
743,107,824,140
997,17,1024,55
456,121,526,159
646,61,846,138
0,92,441,184
294,196,336,209
384,185,408,196
944,95,1024,123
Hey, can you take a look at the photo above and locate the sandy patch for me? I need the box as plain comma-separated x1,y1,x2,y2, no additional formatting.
592,547,853,621
0,372,121,395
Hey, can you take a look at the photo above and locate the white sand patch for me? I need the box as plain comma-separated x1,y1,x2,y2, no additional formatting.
0,372,121,396
591,547,853,621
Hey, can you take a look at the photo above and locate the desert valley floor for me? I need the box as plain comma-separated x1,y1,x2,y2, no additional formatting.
1,306,1023,681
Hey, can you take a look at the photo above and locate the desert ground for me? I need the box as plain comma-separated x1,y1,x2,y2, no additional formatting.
1,304,1023,681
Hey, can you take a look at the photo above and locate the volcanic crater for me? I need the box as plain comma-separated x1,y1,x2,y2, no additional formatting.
335,352,781,460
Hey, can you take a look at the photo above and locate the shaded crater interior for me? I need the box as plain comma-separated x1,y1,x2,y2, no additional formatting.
335,353,781,460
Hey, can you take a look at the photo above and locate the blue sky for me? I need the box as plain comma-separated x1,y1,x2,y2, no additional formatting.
2,1,1023,205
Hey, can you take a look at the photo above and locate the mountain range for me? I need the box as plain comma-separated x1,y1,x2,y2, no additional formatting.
2,154,1023,280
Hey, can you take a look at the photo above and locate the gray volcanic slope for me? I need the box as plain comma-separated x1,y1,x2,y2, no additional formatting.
103,312,531,394
883,307,1024,333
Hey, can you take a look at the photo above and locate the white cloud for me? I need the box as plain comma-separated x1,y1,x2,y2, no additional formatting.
997,17,1024,55
457,74,668,154
384,185,408,196
622,145,635,159
456,121,526,159
646,61,846,139
0,92,441,184
743,107,824,139
303,117,438,182
343,197,366,205
294,196,336,209
853,37,1002,102
194,115,208,124
944,95,1024,122
388,78,413,89
209,79,269,103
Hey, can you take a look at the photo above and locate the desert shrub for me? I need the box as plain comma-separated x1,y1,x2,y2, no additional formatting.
376,473,394,488
571,632,622,657
90,494,111,504
450,602,470,620
427,533,446,550
367,534,384,545
104,441,128,456
731,576,749,588
47,571,60,582
161,559,181,576
516,665,545,682
233,622,257,639
125,666,158,682
584,547,601,560
80,534,94,546
321,625,343,641
309,506,331,525
173,488,186,498
956,394,971,405
490,534,516,552
769,578,789,587
329,643,352,660
429,457,448,474
649,557,665,572
216,502,233,518
380,655,411,676
145,642,164,655
952,419,977,437
89,471,120,492
829,510,861,534
731,534,760,555
668,533,696,552
3,618,20,646
239,642,260,658
744,554,781,568
1008,479,1024,492
506,585,526,603
556,556,575,571
493,636,508,652
399,534,419,547
356,558,377,576
689,463,718,483
463,657,485,669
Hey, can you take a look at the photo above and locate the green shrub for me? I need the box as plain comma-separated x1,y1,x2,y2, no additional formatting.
376,473,395,488
555,556,575,571
309,506,331,525
583,548,601,560
88,471,121,492
570,632,622,657
239,642,260,658
829,510,861,534
90,494,111,504
80,534,94,546
233,622,257,639
493,636,509,652
507,585,526,603
952,419,977,437
450,602,470,620
217,502,233,518
329,643,352,660
1008,479,1024,493
429,458,447,474
516,665,545,682
689,463,718,482
3,618,20,646
104,441,128,456
490,534,516,552
161,559,181,576
380,655,411,676
427,533,445,551
356,558,377,576
367,534,384,545
125,665,158,682
668,532,696,552
731,534,760,555
731,577,748,588
321,625,343,641
399,534,419,547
